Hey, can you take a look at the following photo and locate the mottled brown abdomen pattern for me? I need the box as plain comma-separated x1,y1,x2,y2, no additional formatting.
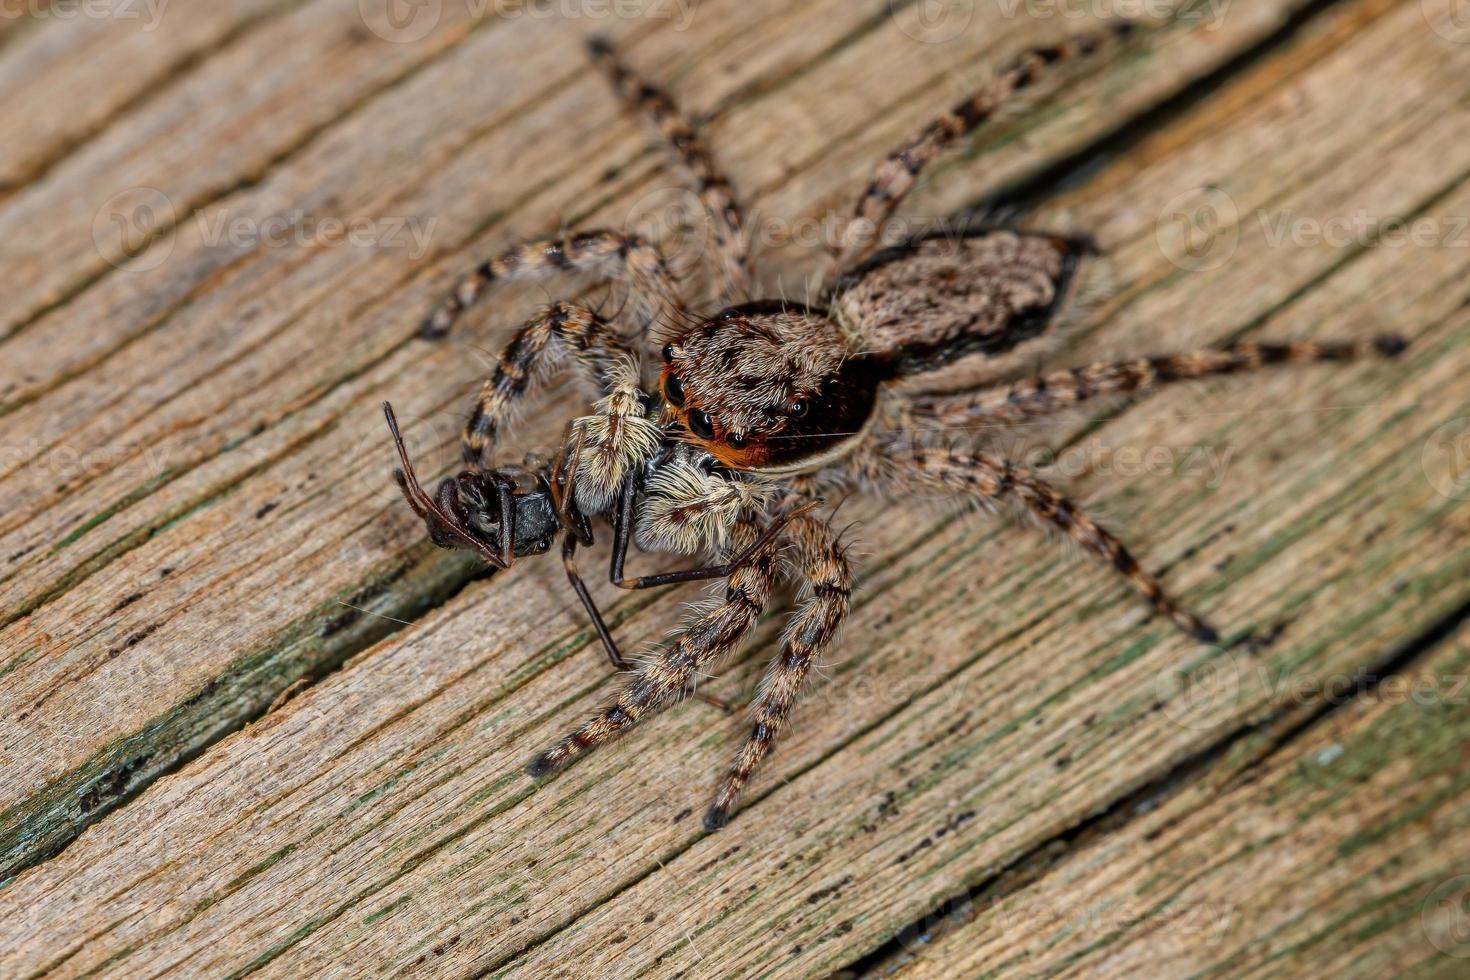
831,229,1092,377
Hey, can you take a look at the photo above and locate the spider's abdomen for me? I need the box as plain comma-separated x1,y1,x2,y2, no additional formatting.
831,229,1094,378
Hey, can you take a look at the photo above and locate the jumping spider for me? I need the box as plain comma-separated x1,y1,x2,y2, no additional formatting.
387,24,1407,831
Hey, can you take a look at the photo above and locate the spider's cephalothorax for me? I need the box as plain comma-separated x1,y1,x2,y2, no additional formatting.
658,301,888,473
390,25,1409,831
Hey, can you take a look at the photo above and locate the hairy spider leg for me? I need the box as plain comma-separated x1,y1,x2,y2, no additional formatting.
910,336,1409,428
528,519,785,776
421,230,681,341
588,35,752,302
833,21,1134,271
461,302,649,471
706,511,853,830
860,442,1218,643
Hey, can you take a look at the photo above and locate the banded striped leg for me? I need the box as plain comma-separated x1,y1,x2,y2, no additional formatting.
867,442,1217,642
832,22,1133,272
706,512,852,831
587,36,751,300
911,336,1409,429
526,520,783,778
463,303,658,501
421,230,681,341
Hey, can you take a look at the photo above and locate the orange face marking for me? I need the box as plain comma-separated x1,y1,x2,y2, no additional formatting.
660,355,884,474
660,365,773,468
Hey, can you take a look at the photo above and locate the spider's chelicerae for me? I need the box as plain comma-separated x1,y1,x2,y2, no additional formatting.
389,24,1407,831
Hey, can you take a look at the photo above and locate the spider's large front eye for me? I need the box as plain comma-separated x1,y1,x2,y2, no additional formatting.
789,398,809,419
664,374,685,408
688,408,715,439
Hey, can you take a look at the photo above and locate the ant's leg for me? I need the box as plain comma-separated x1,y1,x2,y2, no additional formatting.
527,520,784,778
833,22,1132,272
606,475,813,590
422,230,681,340
587,36,750,301
566,521,737,710
563,533,629,670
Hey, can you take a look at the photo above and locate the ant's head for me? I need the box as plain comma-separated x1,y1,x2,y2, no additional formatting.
659,301,886,474
384,404,559,567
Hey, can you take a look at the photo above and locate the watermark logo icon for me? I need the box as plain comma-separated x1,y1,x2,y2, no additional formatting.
893,0,975,44
1157,186,1240,272
1423,417,1470,500
1423,0,1470,44
92,186,177,272
624,184,717,276
1423,875,1470,957
359,0,441,42
1154,649,1242,731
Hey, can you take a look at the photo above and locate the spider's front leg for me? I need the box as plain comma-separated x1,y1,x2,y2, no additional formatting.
461,302,659,497
860,439,1218,643
420,230,681,342
526,518,784,777
587,36,751,301
831,21,1132,273
392,302,659,571
706,511,852,831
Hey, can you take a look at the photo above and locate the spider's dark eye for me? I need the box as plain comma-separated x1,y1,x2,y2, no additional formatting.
688,409,715,439
661,344,676,363
664,374,685,408
730,432,747,448
789,399,809,419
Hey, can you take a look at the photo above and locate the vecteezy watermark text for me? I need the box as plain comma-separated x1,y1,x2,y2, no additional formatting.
1258,209,1470,250
1158,186,1470,272
489,0,695,29
194,209,437,259
1,438,172,490
357,0,695,43
94,187,440,271
1156,647,1470,732
0,0,167,29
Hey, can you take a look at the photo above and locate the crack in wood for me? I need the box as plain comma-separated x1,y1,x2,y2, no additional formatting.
834,596,1470,978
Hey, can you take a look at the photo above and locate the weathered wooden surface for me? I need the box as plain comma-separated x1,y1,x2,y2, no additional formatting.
1,0,1468,976
876,623,1470,978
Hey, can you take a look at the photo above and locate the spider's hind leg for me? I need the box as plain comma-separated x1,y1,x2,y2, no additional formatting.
864,443,1218,643
911,336,1409,428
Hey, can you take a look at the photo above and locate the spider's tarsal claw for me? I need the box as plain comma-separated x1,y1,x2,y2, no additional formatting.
525,754,558,779
702,806,730,832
